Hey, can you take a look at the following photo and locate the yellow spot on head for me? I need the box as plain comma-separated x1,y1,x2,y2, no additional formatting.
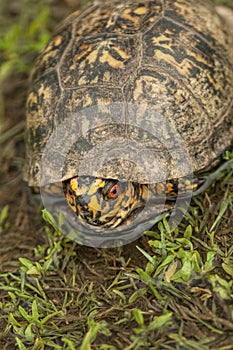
70,178,78,192
166,183,174,193
96,178,106,188
70,178,88,196
87,178,106,196
88,195,101,215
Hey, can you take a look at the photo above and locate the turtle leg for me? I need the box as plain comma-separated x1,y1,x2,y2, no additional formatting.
148,176,199,201
215,6,233,33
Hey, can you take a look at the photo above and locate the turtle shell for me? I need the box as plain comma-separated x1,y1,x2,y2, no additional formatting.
24,0,233,187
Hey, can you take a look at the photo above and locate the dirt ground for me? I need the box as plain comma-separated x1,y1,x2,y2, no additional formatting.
0,0,233,349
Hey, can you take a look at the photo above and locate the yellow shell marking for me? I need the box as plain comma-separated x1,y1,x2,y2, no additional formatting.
38,84,52,100
156,50,193,76
51,35,63,48
122,8,140,25
152,31,173,48
113,46,131,60
36,35,63,69
76,42,130,70
134,6,147,15
27,92,38,107
99,50,124,69
87,49,99,65
74,44,92,62
152,28,215,81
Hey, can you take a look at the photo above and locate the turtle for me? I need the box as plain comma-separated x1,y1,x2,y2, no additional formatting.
24,0,233,241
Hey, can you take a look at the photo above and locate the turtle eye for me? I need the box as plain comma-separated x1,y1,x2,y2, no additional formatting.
107,184,121,200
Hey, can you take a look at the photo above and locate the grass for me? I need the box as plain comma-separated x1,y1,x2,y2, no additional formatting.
0,0,233,349
0,0,52,126
212,0,233,7
0,0,51,80
1,158,232,349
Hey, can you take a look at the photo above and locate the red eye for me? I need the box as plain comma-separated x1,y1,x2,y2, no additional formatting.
108,184,120,199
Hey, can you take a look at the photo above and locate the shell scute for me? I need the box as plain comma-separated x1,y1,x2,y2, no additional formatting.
30,26,73,82
60,35,140,88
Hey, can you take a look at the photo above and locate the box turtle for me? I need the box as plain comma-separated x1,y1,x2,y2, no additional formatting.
24,0,233,246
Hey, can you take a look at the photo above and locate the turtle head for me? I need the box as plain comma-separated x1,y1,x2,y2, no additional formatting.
63,176,148,229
